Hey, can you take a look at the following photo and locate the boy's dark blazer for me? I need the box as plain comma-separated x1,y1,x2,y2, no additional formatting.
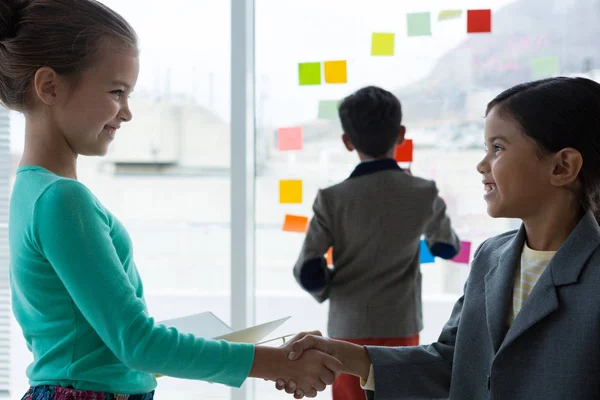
294,158,460,338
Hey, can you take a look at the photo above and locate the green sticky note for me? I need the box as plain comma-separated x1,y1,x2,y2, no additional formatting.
371,33,395,56
438,10,462,21
530,56,560,79
318,100,340,120
407,12,432,37
298,62,321,85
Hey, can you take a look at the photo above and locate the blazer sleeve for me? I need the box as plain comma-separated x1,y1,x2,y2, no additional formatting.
363,242,486,399
293,189,334,303
424,182,461,259
364,293,461,399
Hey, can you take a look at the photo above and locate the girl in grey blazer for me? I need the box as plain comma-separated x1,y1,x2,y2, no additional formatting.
277,77,600,400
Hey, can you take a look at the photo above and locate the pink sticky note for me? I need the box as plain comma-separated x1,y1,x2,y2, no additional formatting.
277,127,303,151
453,241,472,264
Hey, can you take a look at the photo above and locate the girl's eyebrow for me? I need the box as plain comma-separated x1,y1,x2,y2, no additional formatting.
489,135,510,144
111,80,132,90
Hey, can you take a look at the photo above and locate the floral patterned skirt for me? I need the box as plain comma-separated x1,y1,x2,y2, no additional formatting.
21,386,155,400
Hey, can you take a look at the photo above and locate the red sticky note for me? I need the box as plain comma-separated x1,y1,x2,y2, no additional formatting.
283,215,309,233
467,9,491,33
277,127,303,151
394,139,413,162
326,247,333,266
453,241,472,264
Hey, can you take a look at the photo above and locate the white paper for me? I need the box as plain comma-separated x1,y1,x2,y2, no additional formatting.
158,311,291,344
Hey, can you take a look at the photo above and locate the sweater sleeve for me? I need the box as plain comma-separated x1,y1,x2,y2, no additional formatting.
32,180,254,387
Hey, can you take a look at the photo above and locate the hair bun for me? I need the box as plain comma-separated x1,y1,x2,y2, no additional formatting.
0,0,28,41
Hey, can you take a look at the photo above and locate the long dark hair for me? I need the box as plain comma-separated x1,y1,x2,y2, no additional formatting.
0,0,137,112
487,77,600,223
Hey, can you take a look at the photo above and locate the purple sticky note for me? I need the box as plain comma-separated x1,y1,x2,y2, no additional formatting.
453,241,472,264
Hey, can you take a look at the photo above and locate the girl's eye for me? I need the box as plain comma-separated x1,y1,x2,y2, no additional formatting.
111,90,124,99
493,144,504,153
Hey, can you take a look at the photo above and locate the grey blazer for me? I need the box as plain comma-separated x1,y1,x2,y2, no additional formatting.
365,210,600,400
293,159,460,338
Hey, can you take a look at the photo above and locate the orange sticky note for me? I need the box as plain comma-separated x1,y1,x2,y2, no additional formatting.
326,247,333,266
277,127,303,151
324,60,347,84
467,9,491,33
394,139,413,162
279,180,303,204
283,215,309,233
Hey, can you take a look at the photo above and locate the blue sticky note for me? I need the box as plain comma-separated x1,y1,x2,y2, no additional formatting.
420,240,435,263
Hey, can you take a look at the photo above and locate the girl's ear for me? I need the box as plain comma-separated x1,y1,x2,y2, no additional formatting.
550,147,583,187
33,67,61,106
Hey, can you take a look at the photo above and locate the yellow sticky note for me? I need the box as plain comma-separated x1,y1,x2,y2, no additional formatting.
438,10,462,21
324,60,347,84
371,33,395,56
279,180,303,204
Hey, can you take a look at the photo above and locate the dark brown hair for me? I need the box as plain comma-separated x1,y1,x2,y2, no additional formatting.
0,0,137,112
338,85,403,158
487,77,600,223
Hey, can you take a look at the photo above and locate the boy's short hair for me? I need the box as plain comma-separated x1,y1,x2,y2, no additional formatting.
338,86,402,157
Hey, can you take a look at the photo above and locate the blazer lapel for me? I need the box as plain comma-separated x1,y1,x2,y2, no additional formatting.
485,226,525,353
498,211,600,354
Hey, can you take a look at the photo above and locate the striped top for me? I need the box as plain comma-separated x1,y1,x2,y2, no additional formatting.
508,243,556,326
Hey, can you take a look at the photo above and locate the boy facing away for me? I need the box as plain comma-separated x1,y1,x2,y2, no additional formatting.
293,85,461,400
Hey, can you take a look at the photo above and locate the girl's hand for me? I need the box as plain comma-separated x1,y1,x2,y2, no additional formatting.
251,338,341,398
288,334,340,361
266,330,324,390
275,335,372,397
275,334,342,398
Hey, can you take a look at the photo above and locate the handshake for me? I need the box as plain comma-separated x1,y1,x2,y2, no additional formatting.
251,330,371,399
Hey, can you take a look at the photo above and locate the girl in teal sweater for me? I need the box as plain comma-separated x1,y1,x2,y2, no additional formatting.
0,1,340,399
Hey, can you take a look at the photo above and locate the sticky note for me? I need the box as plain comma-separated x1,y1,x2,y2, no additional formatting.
279,180,303,204
467,9,491,33
283,215,309,233
277,127,303,151
298,62,321,85
452,241,472,264
530,56,560,79
371,33,395,56
438,10,462,21
324,60,347,84
326,247,333,266
407,12,432,37
318,100,340,120
395,139,413,162
420,240,435,264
